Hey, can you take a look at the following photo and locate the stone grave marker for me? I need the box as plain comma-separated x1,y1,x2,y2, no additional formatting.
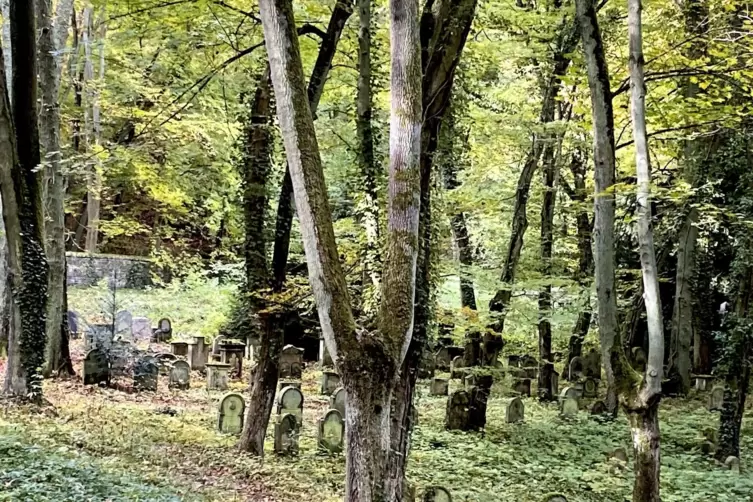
153,317,172,343
590,400,607,415
171,341,189,357
169,360,191,390
85,323,113,352
188,336,208,371
212,335,227,356
83,349,109,386
280,345,304,379
217,393,245,434
583,377,598,398
560,386,580,401
480,332,504,366
631,347,647,373
430,377,449,396
520,355,538,378
155,352,178,375
450,355,465,379
133,355,158,391
277,386,304,424
318,338,334,368
513,378,531,397
725,456,741,474
132,317,152,341
463,334,481,368
67,310,80,339
445,390,470,430
568,356,584,381
434,346,452,371
550,370,560,397
321,371,340,395
109,340,134,377
694,374,714,391
115,310,133,339
560,397,579,417
329,387,346,417
274,413,299,455
418,347,436,379
506,397,524,424
206,362,230,391
219,341,246,379
317,409,345,453
277,380,302,391
468,375,493,431
708,386,724,411
422,486,452,502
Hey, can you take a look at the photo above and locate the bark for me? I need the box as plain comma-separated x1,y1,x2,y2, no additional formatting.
576,0,624,415
0,0,10,361
669,208,698,393
37,0,74,377
487,20,578,333
626,0,664,498
7,0,49,397
537,140,559,401
387,0,477,498
1,0,10,89
564,150,594,370
84,10,105,253
270,0,353,291
356,0,381,307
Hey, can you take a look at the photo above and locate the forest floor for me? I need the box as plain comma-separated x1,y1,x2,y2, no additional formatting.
0,283,752,502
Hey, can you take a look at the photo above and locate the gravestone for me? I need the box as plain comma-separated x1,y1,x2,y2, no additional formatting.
435,346,452,371
468,374,493,430
506,397,524,423
133,355,158,391
171,341,189,357
520,355,538,378
219,342,246,379
318,409,345,453
513,378,531,397
154,317,172,342
169,360,191,390
212,335,227,356
590,400,607,415
67,310,80,339
422,486,452,502
708,386,724,411
277,380,302,391
109,340,134,377
450,355,464,379
560,386,580,401
329,387,346,417
277,386,304,424
583,378,598,398
83,349,109,385
430,377,449,396
132,317,152,341
280,345,304,379
206,362,230,391
217,393,245,434
155,352,178,375
724,456,741,474
609,447,628,463
550,370,560,397
463,334,482,367
631,347,647,373
560,397,579,417
583,349,601,378
481,332,504,366
321,371,340,395
85,323,113,352
445,390,470,430
115,310,133,339
318,338,334,367
568,357,584,381
694,374,714,391
274,413,299,455
188,336,208,371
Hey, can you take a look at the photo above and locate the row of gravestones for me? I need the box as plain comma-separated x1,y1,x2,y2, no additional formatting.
76,310,173,350
216,387,347,455
83,348,191,391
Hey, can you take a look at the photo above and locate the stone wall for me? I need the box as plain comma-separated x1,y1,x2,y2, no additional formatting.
66,252,153,289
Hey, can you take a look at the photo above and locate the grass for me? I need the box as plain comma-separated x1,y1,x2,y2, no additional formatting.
2,281,752,501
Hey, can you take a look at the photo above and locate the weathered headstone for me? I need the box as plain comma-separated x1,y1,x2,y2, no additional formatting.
217,392,245,434
422,486,452,502
609,447,628,463
153,317,172,343
329,387,346,417
583,377,598,398
132,317,152,341
212,335,227,356
724,455,741,474
513,378,531,397
83,349,109,386
506,397,524,423
550,370,560,397
280,345,304,379
277,386,304,424
560,386,580,401
67,310,80,339
155,352,178,375
694,374,714,391
631,346,647,373
188,336,208,371
318,338,334,367
171,341,189,357
520,355,538,378
568,356,584,381
435,346,452,371
318,409,345,453
430,377,449,396
169,360,191,390
274,413,299,455
463,334,481,367
321,371,341,395
445,390,470,430
115,310,133,339
418,347,436,379
481,332,504,366
85,323,113,352
708,386,724,411
206,362,230,391
219,341,246,379
133,355,158,391
450,355,464,379
468,374,493,430
590,400,607,415
560,397,579,417
109,339,134,377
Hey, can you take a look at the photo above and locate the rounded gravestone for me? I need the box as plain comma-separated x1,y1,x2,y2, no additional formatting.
559,386,579,400
560,397,579,417
583,378,598,398
218,393,245,434
318,409,345,453
590,400,607,415
169,360,191,390
329,387,346,417
274,413,299,455
568,357,584,380
506,397,524,424
422,486,452,502
708,386,724,411
277,386,304,423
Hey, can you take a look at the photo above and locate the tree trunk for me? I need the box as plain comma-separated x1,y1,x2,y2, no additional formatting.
451,213,477,310
487,20,578,333
84,10,105,253
356,0,381,310
270,0,353,291
626,0,664,499
576,0,622,415
669,207,698,393
37,0,74,378
1,0,10,89
564,150,593,371
6,0,50,397
538,141,558,401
